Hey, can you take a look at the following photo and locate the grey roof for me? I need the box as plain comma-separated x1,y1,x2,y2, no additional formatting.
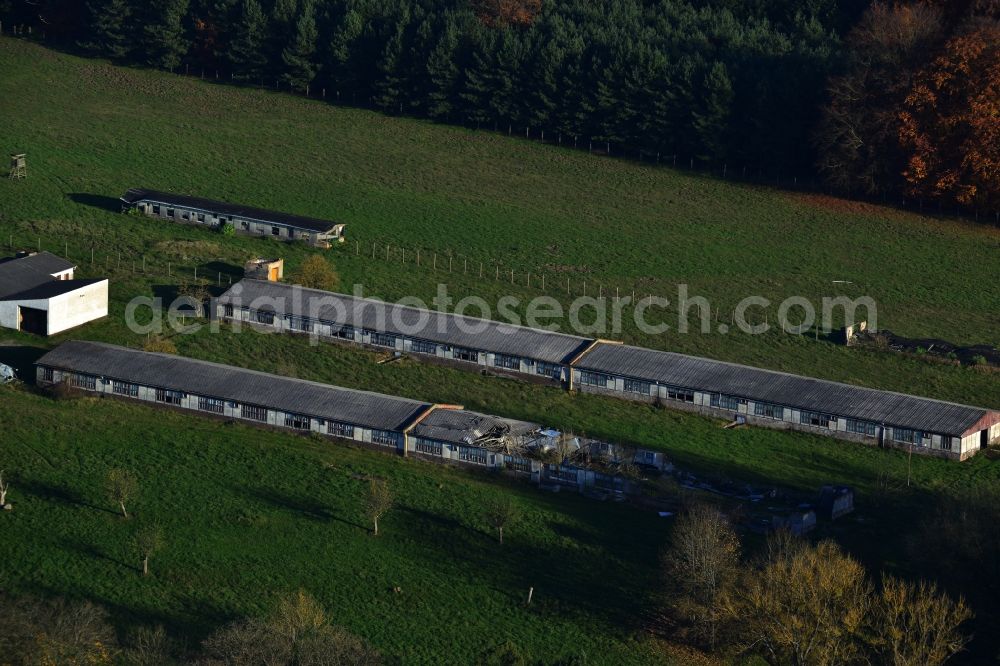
36,341,428,432
121,188,341,233
2,278,105,302
0,252,77,299
413,409,538,445
218,280,592,364
576,343,993,437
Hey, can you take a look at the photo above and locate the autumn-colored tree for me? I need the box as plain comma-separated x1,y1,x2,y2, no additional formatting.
365,478,394,536
295,254,339,291
143,335,178,354
735,540,870,666
472,0,542,28
870,575,972,666
898,23,1000,210
814,2,944,194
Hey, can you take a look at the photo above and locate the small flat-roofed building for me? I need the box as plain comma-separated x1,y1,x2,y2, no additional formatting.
0,252,108,335
120,188,346,248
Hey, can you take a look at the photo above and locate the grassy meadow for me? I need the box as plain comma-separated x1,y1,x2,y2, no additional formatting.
1,36,1000,662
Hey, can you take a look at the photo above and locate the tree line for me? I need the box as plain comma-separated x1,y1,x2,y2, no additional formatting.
2,0,995,210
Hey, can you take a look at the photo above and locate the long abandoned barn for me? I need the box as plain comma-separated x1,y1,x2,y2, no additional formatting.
34,340,650,493
120,188,346,247
214,279,1000,460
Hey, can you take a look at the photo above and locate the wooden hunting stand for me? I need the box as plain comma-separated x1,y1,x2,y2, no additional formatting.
8,154,26,179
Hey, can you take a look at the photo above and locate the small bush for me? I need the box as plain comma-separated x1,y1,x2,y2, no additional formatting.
971,354,988,366
220,222,235,236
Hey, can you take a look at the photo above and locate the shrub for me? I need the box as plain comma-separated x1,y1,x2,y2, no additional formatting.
220,222,235,236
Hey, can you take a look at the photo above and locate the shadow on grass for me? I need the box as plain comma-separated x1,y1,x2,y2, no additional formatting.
68,192,122,213
19,477,120,516
0,345,47,382
242,485,367,530
57,536,136,573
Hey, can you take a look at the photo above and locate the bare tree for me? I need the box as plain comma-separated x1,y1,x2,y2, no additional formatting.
2,594,119,664
365,478,393,537
106,468,138,519
134,523,164,576
485,496,518,545
871,576,972,666
200,590,380,665
665,503,741,650
0,469,10,509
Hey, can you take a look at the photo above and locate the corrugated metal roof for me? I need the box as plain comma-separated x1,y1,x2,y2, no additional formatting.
576,343,991,436
218,280,592,364
413,408,538,445
36,341,427,432
0,252,77,299
120,188,341,233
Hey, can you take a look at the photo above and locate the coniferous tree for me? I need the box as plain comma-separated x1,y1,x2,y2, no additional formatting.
424,15,462,120
281,1,318,91
228,0,268,81
80,0,133,59
142,0,190,71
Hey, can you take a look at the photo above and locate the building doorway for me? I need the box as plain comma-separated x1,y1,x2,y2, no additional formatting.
18,306,47,335
982,429,990,450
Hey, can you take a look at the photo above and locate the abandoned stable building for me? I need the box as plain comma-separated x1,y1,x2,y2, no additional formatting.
34,341,663,495
119,189,346,248
213,279,1000,460
34,340,542,467
0,251,108,335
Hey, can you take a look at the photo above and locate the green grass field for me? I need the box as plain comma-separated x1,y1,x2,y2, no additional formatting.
0,36,998,412
0,384,680,664
2,36,1000,661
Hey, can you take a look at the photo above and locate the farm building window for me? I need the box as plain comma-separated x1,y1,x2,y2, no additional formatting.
754,402,784,419
372,430,397,446
502,455,531,473
271,226,280,236
327,421,354,438
624,378,651,395
892,428,923,444
152,205,160,215
710,394,741,410
579,371,610,388
284,414,311,430
197,213,205,223
167,208,175,217
459,446,487,465
333,326,356,341
42,367,53,382
254,310,275,325
71,374,97,390
368,331,396,348
198,396,225,414
411,340,437,355
666,386,695,403
800,411,834,428
155,388,183,405
240,221,248,229
241,404,268,422
536,362,561,379
846,419,877,436
494,354,520,370
415,438,443,456
453,347,479,363
940,436,953,451
223,304,234,318
549,466,578,482
112,381,139,397
182,211,190,220
288,316,313,333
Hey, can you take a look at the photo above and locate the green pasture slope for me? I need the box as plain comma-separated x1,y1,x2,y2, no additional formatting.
0,37,997,409
1,37,1000,661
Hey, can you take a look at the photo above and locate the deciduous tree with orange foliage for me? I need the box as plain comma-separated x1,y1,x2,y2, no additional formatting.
472,0,542,28
898,23,1000,211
